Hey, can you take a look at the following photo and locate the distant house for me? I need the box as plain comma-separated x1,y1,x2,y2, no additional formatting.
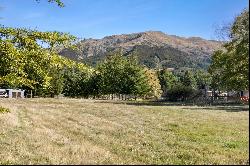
0,89,25,98
205,90,227,97
241,90,249,97
206,91,213,97
227,90,249,97
206,90,249,97
166,68,175,71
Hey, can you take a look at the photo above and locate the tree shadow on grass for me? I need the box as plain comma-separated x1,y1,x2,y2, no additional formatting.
94,100,200,107
182,105,249,112
93,100,249,112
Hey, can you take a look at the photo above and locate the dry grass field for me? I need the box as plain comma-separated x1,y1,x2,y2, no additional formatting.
0,98,249,165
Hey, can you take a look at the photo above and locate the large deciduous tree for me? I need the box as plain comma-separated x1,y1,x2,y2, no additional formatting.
209,9,249,91
0,26,76,95
96,53,161,99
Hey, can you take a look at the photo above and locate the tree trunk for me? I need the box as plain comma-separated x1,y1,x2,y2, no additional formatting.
211,89,215,104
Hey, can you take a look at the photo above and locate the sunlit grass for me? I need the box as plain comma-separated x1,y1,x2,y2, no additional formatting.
0,98,248,164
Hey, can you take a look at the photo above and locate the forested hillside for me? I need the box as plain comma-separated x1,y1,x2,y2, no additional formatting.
59,31,222,69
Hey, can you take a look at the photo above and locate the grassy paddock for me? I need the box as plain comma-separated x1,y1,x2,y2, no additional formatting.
0,98,248,165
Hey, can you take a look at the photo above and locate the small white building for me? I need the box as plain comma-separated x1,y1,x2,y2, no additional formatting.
0,89,25,98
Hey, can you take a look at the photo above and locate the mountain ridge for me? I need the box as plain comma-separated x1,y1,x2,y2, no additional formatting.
59,31,223,69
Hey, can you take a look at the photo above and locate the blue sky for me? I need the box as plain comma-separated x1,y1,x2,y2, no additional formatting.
0,0,248,40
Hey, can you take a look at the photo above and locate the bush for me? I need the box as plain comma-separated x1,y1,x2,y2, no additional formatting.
167,84,196,102
0,106,10,113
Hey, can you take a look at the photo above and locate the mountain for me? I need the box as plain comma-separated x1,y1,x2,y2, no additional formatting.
59,31,222,70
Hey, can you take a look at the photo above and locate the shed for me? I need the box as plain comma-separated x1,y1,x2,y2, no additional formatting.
0,89,25,98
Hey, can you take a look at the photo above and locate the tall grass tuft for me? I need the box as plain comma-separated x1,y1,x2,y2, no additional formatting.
0,106,10,113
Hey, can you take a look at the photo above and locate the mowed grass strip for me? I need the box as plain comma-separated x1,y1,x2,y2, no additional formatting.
0,98,248,165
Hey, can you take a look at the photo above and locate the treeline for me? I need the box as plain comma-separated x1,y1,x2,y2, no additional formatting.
63,53,162,99
61,53,212,101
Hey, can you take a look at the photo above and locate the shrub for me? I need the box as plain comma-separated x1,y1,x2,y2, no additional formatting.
167,84,196,102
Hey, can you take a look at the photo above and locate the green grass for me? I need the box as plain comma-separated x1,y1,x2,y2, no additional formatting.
0,98,248,165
